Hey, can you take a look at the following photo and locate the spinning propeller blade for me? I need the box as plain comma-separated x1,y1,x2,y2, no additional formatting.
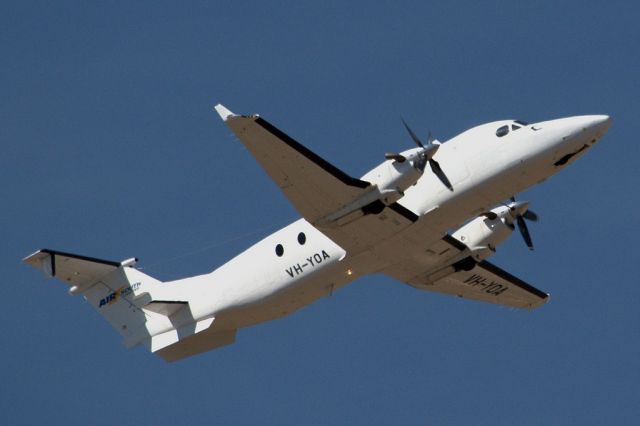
516,215,534,250
401,118,424,148
429,158,453,191
400,118,453,191
508,196,539,250
522,210,539,222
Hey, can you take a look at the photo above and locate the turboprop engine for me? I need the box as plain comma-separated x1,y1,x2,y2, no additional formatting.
360,147,426,205
404,199,539,285
317,150,427,226
317,119,453,226
452,199,539,261
361,118,453,205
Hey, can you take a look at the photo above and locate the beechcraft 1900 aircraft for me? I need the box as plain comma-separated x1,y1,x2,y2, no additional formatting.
24,104,611,361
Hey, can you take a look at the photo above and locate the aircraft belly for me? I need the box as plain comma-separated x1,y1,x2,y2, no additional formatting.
213,258,353,329
209,248,386,330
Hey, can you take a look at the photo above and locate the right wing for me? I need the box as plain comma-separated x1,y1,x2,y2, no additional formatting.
382,235,549,309
409,259,549,309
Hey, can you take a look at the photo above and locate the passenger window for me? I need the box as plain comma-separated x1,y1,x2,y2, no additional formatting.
496,125,509,137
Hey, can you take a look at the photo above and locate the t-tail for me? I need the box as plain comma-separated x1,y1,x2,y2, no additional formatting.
23,249,235,362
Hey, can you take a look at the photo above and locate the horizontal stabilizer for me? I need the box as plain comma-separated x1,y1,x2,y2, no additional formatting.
143,317,215,352
214,103,237,121
23,249,130,294
157,327,237,362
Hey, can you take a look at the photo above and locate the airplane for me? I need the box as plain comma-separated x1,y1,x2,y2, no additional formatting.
24,104,612,362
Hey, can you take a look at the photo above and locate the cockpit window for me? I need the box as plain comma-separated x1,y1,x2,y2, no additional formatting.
514,120,529,126
511,124,521,131
496,125,509,137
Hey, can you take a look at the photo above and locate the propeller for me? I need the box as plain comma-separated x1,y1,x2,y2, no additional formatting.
402,119,453,191
386,118,453,191
506,196,539,250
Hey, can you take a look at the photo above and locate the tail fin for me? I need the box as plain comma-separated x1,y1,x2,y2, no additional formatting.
23,249,227,360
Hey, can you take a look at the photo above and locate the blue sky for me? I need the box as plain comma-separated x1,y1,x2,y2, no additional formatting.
3,1,639,424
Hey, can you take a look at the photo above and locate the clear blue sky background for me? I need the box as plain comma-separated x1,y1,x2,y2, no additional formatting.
3,1,639,424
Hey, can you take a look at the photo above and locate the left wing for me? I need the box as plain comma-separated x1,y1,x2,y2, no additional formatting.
215,104,372,224
382,235,549,309
215,104,419,251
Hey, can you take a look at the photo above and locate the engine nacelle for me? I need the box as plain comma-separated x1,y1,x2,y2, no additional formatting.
451,205,516,261
316,148,429,227
361,147,424,205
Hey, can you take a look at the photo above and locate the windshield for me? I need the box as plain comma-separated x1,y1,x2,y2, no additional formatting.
497,120,531,137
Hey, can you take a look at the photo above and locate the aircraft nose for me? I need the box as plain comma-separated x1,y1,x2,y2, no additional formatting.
561,115,612,140
590,115,612,136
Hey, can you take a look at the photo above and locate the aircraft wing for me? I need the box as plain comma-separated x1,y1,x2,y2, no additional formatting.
382,235,549,309
215,104,417,229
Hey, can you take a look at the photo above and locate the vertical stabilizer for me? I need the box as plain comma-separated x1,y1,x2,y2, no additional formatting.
23,249,214,355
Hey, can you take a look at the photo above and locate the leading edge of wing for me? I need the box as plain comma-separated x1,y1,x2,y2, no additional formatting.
254,117,370,190
215,103,369,190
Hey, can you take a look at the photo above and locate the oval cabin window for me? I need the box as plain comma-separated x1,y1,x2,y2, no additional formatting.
496,125,509,137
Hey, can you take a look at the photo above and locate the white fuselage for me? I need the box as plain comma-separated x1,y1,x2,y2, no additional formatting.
162,115,610,332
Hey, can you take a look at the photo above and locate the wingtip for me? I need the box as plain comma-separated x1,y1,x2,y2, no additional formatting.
214,103,236,121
